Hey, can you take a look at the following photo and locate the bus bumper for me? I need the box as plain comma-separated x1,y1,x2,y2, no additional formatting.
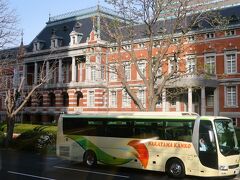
219,167,239,177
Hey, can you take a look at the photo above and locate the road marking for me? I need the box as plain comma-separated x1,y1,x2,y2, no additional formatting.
8,171,56,180
54,166,130,179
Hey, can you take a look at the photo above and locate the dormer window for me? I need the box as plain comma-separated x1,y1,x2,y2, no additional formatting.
33,39,45,51
188,35,195,42
72,36,76,44
51,35,63,49
123,45,131,50
205,32,215,39
225,30,236,37
172,38,179,43
139,43,145,48
70,30,83,46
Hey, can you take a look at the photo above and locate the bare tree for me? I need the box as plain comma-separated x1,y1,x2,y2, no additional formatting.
103,0,228,111
1,44,58,146
0,0,18,49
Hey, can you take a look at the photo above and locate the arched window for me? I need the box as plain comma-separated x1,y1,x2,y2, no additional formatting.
76,91,83,107
39,94,43,107
35,93,43,107
62,92,69,107
48,92,55,107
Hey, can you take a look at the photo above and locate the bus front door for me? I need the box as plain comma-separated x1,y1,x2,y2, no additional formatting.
199,120,218,170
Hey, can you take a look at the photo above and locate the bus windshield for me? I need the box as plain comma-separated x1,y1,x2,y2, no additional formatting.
214,119,239,156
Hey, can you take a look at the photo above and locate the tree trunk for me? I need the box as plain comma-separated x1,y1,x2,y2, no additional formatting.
5,116,15,147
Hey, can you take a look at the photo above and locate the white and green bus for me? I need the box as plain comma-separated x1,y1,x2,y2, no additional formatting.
56,112,240,178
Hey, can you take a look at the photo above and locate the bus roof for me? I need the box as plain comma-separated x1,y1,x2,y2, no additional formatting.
61,112,199,121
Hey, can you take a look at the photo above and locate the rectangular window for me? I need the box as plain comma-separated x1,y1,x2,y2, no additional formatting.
88,91,95,107
168,56,179,73
101,65,105,80
186,56,196,73
137,61,146,80
91,66,96,81
124,63,131,80
226,86,237,107
138,89,146,107
207,94,214,107
109,64,117,81
156,98,162,107
122,90,131,108
109,91,117,107
205,55,216,74
225,53,237,74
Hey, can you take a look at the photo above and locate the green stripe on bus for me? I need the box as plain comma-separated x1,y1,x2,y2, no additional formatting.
68,135,133,165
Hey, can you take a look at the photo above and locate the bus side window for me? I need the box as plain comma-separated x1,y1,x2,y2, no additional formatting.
105,121,133,138
63,118,88,135
163,120,193,141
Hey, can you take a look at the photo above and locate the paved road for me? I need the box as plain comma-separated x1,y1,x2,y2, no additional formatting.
0,149,239,180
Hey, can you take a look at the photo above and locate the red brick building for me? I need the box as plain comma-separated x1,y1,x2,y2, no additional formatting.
0,4,240,126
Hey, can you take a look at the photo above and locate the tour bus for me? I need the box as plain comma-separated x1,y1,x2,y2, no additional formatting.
56,112,240,178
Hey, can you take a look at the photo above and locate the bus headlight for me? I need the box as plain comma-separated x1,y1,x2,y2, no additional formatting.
219,165,228,171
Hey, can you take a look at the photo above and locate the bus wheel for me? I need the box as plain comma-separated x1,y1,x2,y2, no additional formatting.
83,151,97,167
166,158,185,178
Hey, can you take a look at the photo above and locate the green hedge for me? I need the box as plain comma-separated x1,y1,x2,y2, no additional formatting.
0,123,57,134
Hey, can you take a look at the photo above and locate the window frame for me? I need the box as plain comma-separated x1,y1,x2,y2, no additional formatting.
109,90,117,108
122,90,131,108
224,51,237,74
109,64,117,82
186,55,196,73
88,90,95,107
225,85,238,107
204,53,216,74
137,60,146,80
138,89,146,107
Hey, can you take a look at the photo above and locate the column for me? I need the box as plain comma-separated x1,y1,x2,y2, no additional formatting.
46,61,49,82
162,89,166,112
80,63,83,82
58,59,62,83
176,97,180,112
201,87,206,115
214,87,219,116
23,63,26,85
71,57,76,82
34,62,38,84
188,87,193,112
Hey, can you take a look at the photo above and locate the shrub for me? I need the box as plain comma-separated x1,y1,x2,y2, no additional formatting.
12,126,56,154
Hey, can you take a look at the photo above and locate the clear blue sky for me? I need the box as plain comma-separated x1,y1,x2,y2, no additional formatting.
8,0,109,45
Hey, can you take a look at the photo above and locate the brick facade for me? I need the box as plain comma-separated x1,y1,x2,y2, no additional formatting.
0,5,240,126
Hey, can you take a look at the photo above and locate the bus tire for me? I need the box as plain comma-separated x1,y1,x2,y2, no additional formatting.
166,158,185,178
83,150,97,167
